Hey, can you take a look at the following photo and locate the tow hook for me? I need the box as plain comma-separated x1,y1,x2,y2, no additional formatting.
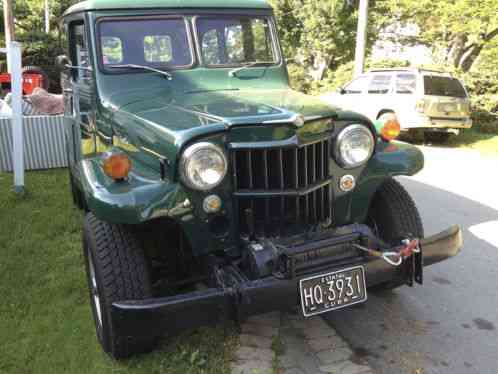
353,239,421,267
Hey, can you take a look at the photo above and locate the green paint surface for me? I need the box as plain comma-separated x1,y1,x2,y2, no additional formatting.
65,0,271,15
63,7,424,255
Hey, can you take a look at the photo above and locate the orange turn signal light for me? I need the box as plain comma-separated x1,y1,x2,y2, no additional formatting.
102,153,131,180
381,118,401,141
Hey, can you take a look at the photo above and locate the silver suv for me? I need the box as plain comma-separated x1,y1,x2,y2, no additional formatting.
322,68,473,141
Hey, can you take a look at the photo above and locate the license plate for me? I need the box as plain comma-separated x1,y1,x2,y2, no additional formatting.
299,266,367,317
440,103,457,113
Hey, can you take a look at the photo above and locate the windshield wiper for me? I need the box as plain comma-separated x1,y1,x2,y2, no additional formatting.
109,64,173,80
228,61,275,77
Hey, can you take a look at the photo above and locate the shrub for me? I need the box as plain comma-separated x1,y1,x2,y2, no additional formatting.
21,32,65,93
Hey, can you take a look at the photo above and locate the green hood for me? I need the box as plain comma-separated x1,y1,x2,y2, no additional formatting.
106,87,368,178
113,88,343,128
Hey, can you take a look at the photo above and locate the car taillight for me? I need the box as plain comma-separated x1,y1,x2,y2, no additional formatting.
415,99,426,113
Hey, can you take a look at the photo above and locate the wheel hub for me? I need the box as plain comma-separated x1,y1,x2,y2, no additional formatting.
88,253,103,329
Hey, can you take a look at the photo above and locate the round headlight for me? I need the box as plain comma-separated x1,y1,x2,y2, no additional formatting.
180,143,227,190
335,125,375,168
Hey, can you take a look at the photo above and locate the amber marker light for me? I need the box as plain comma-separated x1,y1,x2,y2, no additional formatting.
102,153,132,180
380,117,401,142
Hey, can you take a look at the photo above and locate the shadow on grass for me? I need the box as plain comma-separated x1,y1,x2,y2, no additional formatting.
401,128,498,155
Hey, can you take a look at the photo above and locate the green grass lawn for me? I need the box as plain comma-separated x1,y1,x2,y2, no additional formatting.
444,128,498,155
0,170,236,374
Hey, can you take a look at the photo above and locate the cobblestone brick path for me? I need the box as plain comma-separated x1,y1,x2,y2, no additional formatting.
231,311,374,374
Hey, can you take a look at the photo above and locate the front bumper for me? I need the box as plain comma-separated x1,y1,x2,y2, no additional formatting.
400,113,473,130
111,225,462,339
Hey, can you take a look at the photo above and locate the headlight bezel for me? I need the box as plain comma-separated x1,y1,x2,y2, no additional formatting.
334,124,375,169
179,142,228,191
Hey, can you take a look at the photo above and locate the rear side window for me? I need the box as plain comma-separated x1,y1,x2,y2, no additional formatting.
396,74,416,94
368,75,392,94
102,36,123,64
343,76,368,94
144,35,172,63
424,76,467,98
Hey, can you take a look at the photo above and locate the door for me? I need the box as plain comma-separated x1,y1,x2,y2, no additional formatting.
392,73,418,126
63,19,96,178
365,73,394,120
337,75,370,115
421,75,470,119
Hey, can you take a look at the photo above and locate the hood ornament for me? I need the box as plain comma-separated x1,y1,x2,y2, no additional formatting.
262,113,306,127
293,114,305,128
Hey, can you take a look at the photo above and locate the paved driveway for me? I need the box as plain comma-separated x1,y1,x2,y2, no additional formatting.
324,146,498,374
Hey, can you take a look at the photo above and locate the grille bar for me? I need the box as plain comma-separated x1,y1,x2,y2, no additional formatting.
237,183,333,237
232,137,332,237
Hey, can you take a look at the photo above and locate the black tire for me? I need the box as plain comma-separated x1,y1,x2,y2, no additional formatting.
83,213,155,359
22,66,50,91
424,132,451,143
367,178,424,291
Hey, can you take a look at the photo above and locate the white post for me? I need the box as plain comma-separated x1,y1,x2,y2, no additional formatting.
10,41,24,194
354,0,369,77
45,0,50,33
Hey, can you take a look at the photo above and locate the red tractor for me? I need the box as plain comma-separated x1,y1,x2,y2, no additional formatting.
0,66,49,95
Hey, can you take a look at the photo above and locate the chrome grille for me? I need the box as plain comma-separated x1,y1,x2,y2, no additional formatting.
231,139,333,236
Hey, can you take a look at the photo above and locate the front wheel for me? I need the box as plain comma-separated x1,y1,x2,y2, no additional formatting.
83,213,155,359
367,178,424,291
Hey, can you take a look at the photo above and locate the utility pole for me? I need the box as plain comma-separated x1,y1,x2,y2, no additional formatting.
45,0,50,33
354,0,369,77
3,0,15,45
3,0,16,71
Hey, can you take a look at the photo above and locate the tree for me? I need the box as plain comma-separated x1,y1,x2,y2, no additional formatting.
382,0,498,72
270,0,389,85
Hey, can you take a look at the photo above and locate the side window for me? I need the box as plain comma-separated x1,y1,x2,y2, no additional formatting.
101,36,123,64
201,29,221,65
396,74,417,94
225,25,245,62
251,18,273,61
368,75,392,94
144,35,173,63
343,76,368,94
102,36,123,64
70,22,90,82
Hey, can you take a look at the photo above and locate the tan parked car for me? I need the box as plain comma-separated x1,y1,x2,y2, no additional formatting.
322,68,473,142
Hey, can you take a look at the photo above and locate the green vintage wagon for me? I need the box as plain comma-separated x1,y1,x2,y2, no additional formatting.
59,0,463,359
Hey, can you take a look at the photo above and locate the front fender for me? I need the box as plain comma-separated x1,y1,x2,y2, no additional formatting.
78,156,235,256
347,141,424,224
80,157,189,224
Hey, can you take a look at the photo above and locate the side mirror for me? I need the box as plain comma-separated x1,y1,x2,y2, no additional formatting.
56,55,71,69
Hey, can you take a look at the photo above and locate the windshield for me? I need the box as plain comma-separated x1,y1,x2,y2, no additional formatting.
196,16,278,66
99,18,193,70
423,76,467,98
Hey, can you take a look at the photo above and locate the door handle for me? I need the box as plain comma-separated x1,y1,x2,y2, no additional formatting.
64,88,73,94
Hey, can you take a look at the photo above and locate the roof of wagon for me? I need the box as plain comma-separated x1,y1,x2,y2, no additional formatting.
64,0,272,16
